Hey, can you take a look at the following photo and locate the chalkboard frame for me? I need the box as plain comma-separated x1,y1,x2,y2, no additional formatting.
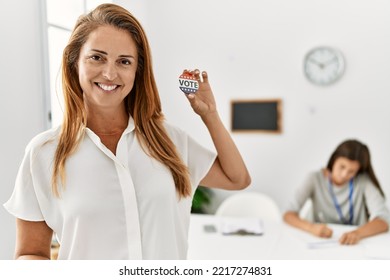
231,99,282,133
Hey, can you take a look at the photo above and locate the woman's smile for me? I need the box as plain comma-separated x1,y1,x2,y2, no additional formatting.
95,82,120,92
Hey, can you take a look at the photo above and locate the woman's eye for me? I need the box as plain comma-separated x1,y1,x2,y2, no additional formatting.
90,55,101,61
120,59,131,65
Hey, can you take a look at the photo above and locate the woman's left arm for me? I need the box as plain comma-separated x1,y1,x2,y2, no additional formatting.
339,218,389,245
185,69,251,190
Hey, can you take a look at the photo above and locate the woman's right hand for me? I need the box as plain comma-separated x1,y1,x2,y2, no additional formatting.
310,223,333,238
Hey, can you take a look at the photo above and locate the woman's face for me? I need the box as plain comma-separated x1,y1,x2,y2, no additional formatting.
78,25,138,112
331,157,360,186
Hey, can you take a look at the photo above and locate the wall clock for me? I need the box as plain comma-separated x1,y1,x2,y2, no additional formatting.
304,46,345,85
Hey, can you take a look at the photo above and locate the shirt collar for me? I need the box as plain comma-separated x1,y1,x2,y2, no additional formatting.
123,115,135,135
83,115,135,163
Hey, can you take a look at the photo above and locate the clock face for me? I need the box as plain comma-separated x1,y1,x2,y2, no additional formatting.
304,47,345,85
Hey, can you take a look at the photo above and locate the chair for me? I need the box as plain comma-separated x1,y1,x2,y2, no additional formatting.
299,199,314,222
215,192,281,221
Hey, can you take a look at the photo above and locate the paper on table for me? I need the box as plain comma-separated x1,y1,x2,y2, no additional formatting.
307,224,357,249
307,239,339,249
221,217,264,236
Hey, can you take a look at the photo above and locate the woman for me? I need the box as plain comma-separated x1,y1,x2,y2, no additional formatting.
4,4,250,259
284,139,389,245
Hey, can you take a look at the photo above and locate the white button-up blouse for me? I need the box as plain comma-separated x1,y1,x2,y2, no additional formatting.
4,118,216,259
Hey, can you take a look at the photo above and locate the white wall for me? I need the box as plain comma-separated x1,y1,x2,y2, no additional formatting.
120,0,390,212
0,0,46,259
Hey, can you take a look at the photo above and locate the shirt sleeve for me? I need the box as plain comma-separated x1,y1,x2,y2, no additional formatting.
185,134,217,191
3,146,45,221
284,172,316,213
164,123,217,194
363,178,390,225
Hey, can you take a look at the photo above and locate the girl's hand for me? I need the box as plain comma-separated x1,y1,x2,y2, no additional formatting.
339,230,361,245
183,69,217,118
311,223,333,238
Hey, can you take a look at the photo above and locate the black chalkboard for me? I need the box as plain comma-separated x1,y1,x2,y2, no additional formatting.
231,100,281,132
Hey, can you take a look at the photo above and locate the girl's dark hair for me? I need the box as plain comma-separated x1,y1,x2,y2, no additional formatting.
327,139,384,197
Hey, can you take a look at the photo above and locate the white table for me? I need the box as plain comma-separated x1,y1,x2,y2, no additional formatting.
188,214,390,260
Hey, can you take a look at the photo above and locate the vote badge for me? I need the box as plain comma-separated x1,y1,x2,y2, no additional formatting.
178,72,199,94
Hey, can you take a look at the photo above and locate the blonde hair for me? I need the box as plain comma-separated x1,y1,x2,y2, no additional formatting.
52,3,191,198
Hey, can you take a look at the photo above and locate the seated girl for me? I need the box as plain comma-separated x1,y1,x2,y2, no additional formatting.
284,139,389,245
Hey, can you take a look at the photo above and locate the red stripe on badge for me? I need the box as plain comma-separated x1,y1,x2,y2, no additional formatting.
179,73,199,94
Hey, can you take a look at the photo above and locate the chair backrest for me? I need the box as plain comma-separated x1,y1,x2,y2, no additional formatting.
215,192,281,221
299,199,314,222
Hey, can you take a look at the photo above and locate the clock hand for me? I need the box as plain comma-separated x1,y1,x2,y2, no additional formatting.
323,57,338,66
309,58,322,66
308,58,328,69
